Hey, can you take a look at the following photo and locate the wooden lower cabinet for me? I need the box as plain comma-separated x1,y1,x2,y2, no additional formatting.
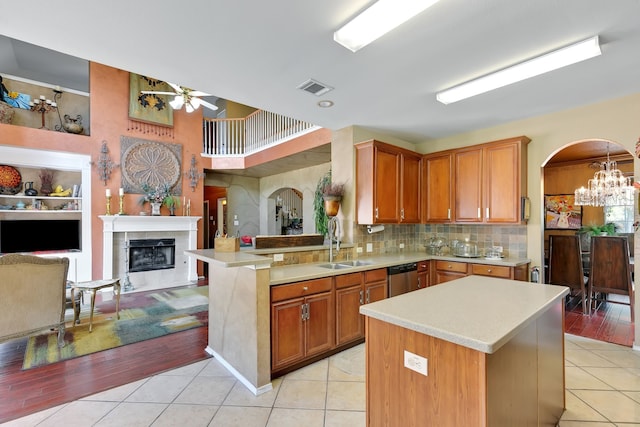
433,260,468,284
336,273,365,346
416,259,429,290
364,268,387,304
271,278,334,372
272,268,388,375
433,260,531,285
335,269,388,346
470,263,511,279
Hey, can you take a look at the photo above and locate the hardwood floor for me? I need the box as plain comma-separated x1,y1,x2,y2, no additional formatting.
564,292,634,347
0,282,210,424
0,281,635,424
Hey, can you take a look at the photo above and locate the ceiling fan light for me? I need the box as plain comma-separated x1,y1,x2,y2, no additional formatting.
190,97,202,109
185,102,195,113
169,96,184,110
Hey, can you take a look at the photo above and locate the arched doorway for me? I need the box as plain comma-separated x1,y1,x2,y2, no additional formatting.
541,139,634,346
269,187,303,235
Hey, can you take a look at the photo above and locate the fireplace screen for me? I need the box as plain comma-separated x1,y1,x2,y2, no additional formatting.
128,238,176,273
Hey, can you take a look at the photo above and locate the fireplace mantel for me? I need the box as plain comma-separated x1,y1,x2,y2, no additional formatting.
100,215,200,282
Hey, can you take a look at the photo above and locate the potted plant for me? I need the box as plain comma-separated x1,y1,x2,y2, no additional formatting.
321,182,344,217
314,172,332,237
163,193,181,216
578,222,617,250
139,183,179,215
579,222,617,236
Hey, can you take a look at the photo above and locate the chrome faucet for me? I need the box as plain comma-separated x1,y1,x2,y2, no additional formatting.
328,216,340,263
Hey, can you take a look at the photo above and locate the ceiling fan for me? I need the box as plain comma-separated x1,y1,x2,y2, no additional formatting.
140,82,218,113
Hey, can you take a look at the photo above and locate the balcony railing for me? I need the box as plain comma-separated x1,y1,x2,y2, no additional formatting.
203,109,319,156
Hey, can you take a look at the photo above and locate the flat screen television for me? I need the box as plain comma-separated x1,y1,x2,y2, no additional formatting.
0,219,81,254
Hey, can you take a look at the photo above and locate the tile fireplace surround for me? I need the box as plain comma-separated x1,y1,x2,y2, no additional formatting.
100,216,200,292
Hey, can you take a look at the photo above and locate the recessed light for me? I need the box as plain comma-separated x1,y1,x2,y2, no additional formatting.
317,100,334,108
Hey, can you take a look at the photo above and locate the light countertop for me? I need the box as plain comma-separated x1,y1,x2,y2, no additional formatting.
269,252,530,285
185,249,530,285
359,275,568,354
185,249,273,268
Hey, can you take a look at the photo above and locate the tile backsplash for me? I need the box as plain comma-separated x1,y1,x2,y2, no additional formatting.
353,223,528,259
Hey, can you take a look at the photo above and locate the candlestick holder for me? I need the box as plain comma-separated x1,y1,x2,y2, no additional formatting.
106,195,112,216
118,194,125,215
29,96,57,129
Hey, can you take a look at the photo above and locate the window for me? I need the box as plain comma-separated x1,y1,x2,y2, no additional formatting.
604,204,634,233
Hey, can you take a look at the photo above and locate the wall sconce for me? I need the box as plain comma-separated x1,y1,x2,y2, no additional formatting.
95,140,119,185
185,154,205,191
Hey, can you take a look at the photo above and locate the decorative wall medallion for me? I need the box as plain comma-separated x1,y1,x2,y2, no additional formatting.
120,136,182,195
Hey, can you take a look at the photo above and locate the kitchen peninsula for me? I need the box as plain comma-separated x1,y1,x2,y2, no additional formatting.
185,248,531,396
359,276,569,426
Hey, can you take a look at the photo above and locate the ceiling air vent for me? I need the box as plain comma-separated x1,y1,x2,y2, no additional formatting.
297,79,333,96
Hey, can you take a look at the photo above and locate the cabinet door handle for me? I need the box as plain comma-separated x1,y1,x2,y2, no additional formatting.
302,286,308,291
447,208,451,220
401,208,405,220
487,268,492,273
486,208,490,219
301,303,306,321
305,303,310,320
375,207,379,219
366,289,371,303
477,208,481,219
359,290,364,305
417,277,421,288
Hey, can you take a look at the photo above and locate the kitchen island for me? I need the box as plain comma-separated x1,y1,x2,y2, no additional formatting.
360,275,569,427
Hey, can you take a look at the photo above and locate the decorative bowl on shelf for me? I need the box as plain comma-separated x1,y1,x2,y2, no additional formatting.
0,164,22,195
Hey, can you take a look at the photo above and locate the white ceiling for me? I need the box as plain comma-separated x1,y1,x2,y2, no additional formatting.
1,0,639,148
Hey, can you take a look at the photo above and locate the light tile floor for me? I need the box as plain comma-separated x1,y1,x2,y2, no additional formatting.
5,334,640,426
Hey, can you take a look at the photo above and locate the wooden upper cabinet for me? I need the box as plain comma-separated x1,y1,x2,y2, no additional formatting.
484,139,527,223
400,152,422,223
356,140,421,224
373,145,401,223
454,147,483,222
423,152,454,223
453,136,530,224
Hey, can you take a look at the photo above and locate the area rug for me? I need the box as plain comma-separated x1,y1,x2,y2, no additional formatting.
22,285,208,370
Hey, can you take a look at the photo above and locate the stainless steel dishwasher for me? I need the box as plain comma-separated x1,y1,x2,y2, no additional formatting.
387,262,418,297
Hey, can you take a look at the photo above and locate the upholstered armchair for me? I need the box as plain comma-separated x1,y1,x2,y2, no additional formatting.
0,254,69,347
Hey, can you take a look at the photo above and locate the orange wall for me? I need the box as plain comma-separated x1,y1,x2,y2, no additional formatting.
0,62,206,279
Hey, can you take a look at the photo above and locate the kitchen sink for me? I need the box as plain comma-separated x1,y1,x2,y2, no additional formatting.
317,263,352,270
338,260,373,267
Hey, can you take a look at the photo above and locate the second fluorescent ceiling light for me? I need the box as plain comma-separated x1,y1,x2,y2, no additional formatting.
334,0,440,52
436,36,602,104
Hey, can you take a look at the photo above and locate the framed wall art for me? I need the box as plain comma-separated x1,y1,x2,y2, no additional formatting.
544,194,582,230
128,73,173,127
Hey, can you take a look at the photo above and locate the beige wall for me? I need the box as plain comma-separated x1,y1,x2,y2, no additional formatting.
414,92,640,274
260,163,331,236
205,173,260,238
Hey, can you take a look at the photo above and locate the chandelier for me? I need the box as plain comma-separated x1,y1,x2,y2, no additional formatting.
574,144,634,207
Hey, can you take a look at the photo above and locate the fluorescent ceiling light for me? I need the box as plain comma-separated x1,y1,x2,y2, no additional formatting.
334,0,440,52
436,36,602,104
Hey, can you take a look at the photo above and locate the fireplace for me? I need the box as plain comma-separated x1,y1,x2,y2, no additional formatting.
100,215,200,293
128,238,175,272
